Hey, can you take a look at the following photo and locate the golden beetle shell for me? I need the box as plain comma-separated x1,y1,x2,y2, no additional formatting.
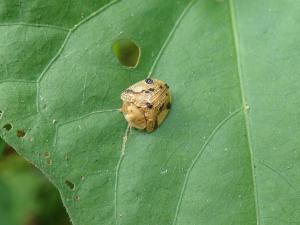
120,78,171,132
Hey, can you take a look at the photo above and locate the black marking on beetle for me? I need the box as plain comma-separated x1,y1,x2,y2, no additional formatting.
124,89,135,93
148,88,155,92
146,102,153,109
159,85,163,89
145,90,150,93
166,102,171,109
125,89,147,94
159,104,165,112
145,78,153,84
166,93,168,96
164,83,169,88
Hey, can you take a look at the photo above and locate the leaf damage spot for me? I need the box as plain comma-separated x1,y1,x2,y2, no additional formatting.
28,136,34,142
44,151,51,158
64,153,70,161
3,123,12,131
244,103,250,112
112,39,141,68
46,158,53,165
44,151,52,165
16,130,26,138
65,179,75,191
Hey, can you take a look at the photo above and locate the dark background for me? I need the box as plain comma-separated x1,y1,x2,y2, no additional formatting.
0,139,71,225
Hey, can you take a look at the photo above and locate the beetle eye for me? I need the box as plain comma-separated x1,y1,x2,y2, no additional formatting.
145,78,153,84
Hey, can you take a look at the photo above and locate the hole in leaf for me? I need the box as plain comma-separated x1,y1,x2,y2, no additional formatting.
44,151,51,158
46,158,53,165
0,110,3,118
112,39,141,68
3,123,12,131
16,130,26,138
65,180,75,191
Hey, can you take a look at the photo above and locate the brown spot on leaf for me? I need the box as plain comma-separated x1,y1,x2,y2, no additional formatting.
65,180,75,191
16,130,26,138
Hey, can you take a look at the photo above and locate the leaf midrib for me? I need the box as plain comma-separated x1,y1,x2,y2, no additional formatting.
228,0,260,224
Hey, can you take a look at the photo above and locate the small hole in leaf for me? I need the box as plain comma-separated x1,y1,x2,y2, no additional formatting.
46,158,53,165
16,130,26,138
44,151,51,158
112,39,141,68
65,180,75,191
64,154,69,161
3,123,12,131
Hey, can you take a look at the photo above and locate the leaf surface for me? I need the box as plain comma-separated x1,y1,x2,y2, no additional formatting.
1,0,300,225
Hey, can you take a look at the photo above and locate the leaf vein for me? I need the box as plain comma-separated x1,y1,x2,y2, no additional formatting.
36,0,120,113
53,109,119,146
228,0,260,224
36,30,72,112
172,108,242,225
0,22,70,31
0,79,36,84
71,0,121,32
148,0,196,77
258,160,296,191
114,125,130,225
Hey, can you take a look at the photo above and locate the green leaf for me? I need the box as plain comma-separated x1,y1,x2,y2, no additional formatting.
0,0,299,224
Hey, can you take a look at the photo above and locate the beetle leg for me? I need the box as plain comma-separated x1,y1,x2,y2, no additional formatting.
146,119,157,132
146,108,159,132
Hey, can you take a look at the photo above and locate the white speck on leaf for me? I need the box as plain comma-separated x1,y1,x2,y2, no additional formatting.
160,169,168,175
